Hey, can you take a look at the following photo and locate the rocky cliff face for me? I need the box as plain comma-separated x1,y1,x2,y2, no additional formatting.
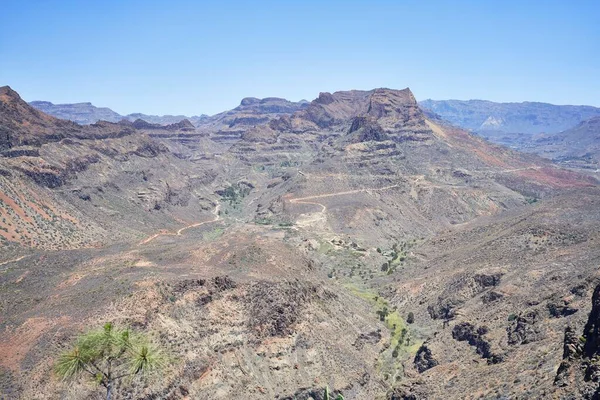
242,88,432,139
583,284,600,359
553,282,600,398
198,96,308,143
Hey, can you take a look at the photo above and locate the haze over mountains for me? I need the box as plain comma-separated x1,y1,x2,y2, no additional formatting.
31,95,600,136
28,97,309,127
419,99,600,174
29,99,207,126
419,99,600,135
2,84,600,399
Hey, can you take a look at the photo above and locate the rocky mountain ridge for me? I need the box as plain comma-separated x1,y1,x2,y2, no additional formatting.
28,96,309,130
1,85,600,399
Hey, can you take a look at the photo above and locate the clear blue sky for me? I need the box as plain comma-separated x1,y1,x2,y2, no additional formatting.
1,0,598,115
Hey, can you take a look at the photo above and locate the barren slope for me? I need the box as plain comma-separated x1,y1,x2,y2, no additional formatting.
1,87,600,400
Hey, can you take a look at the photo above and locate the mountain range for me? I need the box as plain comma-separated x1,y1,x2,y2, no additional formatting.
30,96,600,174
32,96,600,137
419,99,600,175
28,97,309,128
419,99,600,135
1,85,600,399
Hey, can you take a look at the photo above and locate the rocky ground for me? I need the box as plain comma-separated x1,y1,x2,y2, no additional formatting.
1,86,600,399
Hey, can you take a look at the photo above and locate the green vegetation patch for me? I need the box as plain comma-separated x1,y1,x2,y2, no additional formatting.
343,282,421,384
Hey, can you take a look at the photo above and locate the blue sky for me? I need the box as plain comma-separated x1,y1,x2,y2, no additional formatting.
1,0,598,115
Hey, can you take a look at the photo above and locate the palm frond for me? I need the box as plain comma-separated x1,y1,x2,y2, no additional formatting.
55,322,168,392
127,341,166,377
75,322,129,360
54,346,87,379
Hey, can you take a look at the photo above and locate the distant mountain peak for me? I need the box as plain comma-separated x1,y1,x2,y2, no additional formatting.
240,97,260,106
130,118,195,131
480,116,505,129
28,100,200,126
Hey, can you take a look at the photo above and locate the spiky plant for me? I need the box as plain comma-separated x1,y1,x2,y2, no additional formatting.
324,386,345,400
55,323,165,400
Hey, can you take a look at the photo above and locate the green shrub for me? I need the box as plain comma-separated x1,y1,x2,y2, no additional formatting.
55,323,166,400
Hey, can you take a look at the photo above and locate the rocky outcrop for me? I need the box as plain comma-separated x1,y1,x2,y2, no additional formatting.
246,281,333,338
452,322,502,364
348,116,387,142
240,125,280,144
130,118,195,131
507,310,543,345
281,387,344,400
198,96,307,142
16,165,64,188
554,326,583,387
583,284,600,358
133,140,169,158
353,330,382,350
481,290,504,304
387,384,430,400
414,343,438,372
287,88,430,138
553,283,600,396
547,300,579,318
428,273,503,321
427,298,462,321
1,146,40,158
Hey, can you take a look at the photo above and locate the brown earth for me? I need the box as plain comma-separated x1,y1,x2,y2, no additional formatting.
1,86,599,399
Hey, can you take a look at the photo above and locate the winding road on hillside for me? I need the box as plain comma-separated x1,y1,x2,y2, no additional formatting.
137,166,540,244
138,202,221,246
288,183,403,205
288,184,402,228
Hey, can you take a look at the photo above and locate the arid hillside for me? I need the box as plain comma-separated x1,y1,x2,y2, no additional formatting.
1,86,599,400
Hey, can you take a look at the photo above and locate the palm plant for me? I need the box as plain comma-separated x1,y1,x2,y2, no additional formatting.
55,323,165,400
